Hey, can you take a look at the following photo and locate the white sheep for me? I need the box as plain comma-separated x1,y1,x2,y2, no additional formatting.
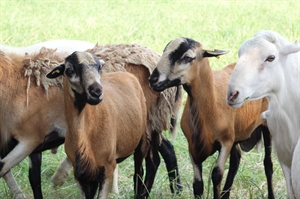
227,30,300,198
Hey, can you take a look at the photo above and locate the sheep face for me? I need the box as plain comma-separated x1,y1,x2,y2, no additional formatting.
149,37,228,92
47,51,105,105
227,30,300,108
149,38,198,92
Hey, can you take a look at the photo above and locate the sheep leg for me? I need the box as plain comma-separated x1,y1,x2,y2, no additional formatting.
262,126,274,199
141,130,161,198
76,168,104,199
0,140,38,177
3,170,25,199
51,157,73,187
133,140,146,199
280,163,294,199
212,142,232,199
76,181,86,199
191,155,205,197
51,156,119,195
28,152,43,199
74,152,104,198
158,135,182,194
111,164,119,194
220,144,241,199
97,167,113,199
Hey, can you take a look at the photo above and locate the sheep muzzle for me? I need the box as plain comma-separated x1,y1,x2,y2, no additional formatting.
87,82,103,105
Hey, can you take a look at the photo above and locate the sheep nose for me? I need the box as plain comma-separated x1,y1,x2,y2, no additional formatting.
88,83,102,98
228,90,239,102
149,68,159,85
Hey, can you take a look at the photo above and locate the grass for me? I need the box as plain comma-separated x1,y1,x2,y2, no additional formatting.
0,0,299,198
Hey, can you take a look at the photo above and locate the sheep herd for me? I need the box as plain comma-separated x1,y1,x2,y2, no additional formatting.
0,30,299,199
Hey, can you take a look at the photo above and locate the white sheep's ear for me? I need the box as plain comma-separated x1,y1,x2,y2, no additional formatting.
202,49,230,58
46,64,65,79
280,41,300,56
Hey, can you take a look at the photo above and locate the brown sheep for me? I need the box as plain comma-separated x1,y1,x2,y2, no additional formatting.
47,51,149,198
51,43,183,197
0,47,68,199
148,37,274,199
1,42,183,199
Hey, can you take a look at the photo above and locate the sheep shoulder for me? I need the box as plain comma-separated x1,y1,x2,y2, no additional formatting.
65,71,147,168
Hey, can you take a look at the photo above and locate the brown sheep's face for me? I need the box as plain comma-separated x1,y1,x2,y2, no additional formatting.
149,37,229,92
47,51,105,106
149,37,198,92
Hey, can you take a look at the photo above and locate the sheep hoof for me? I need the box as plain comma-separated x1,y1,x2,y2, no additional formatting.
50,173,68,187
13,193,26,199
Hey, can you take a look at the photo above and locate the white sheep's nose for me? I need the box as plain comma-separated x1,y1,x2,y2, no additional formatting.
227,90,239,102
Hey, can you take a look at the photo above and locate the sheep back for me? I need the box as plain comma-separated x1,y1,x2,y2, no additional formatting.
87,44,182,136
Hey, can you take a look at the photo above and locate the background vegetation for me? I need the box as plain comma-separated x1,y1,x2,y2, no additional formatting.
0,0,299,198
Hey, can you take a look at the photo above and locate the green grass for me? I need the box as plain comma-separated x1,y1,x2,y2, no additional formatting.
0,0,299,198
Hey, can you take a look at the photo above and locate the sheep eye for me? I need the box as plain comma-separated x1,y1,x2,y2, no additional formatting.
65,68,74,76
182,56,194,63
265,55,275,62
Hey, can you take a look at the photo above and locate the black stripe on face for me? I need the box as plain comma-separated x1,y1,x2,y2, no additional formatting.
65,52,100,78
168,38,197,66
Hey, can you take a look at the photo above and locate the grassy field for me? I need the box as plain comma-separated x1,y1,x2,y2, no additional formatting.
0,0,299,198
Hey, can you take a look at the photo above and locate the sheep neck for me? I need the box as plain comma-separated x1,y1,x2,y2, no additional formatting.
186,58,217,118
183,58,217,157
64,97,99,175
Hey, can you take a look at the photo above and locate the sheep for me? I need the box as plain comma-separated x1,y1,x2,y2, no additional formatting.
0,39,95,55
46,51,150,198
50,43,183,197
226,30,300,199
0,41,95,199
1,42,183,198
148,37,274,199
0,47,68,199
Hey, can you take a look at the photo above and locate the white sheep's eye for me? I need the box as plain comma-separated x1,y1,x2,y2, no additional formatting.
265,55,275,62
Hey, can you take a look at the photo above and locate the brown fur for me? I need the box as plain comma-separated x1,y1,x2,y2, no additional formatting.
63,70,148,197
88,44,182,136
0,43,182,196
181,54,268,197
0,48,66,176
182,59,267,155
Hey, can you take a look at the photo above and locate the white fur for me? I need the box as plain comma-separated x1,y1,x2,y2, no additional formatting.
0,40,95,55
3,170,25,199
227,30,300,198
292,138,300,199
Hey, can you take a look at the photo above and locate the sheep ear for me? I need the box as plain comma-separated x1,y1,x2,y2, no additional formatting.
99,59,105,66
280,41,300,56
202,49,230,58
46,64,65,78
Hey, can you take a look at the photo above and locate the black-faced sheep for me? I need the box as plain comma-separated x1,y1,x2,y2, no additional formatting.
149,37,274,199
47,51,149,198
1,42,183,199
51,43,183,197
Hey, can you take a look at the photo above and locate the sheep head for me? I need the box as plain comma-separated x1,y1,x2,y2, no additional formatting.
227,30,300,108
47,51,105,106
149,37,229,92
